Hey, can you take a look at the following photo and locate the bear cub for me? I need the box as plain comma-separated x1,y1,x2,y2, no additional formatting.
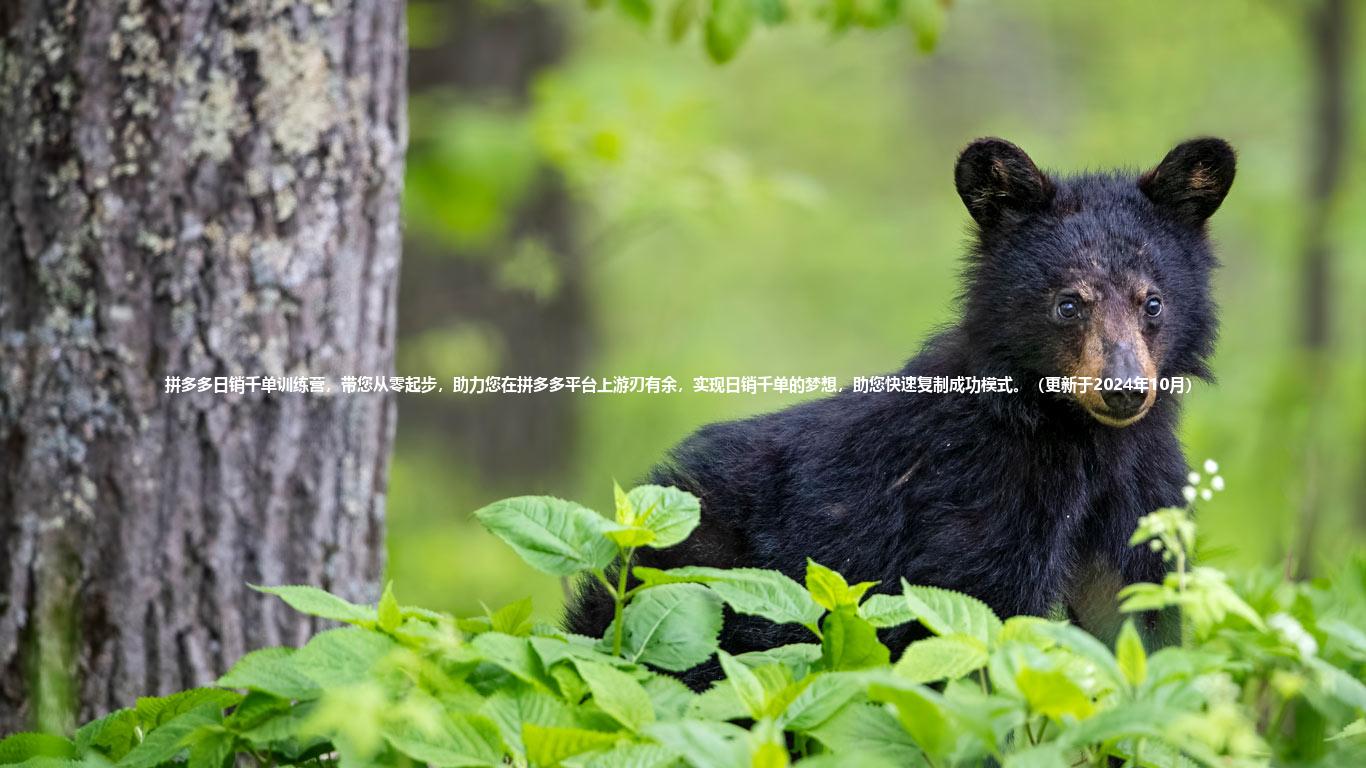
567,137,1236,684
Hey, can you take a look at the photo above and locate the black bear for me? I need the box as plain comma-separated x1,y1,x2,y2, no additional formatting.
567,137,1235,682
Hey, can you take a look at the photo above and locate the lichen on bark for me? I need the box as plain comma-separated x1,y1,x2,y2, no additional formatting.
0,0,406,730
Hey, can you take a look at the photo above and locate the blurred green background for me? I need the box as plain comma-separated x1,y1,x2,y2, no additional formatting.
388,0,1366,623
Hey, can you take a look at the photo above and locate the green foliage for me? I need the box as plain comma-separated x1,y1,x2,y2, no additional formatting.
474,496,622,577
605,584,724,670
11,484,1365,767
394,0,1366,631
587,0,951,63
403,98,539,249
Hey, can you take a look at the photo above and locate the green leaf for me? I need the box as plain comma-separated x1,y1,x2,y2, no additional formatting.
901,581,1003,646
608,583,722,671
490,596,536,636
74,708,138,759
805,561,847,611
893,634,988,684
751,740,788,768
904,0,946,52
117,704,223,768
1002,743,1067,768
1308,656,1366,710
377,581,402,633
1320,618,1366,660
938,680,1019,755
289,628,399,689
793,753,899,768
604,483,657,546
1140,647,1227,689
523,724,622,767
1328,718,1366,742
867,680,956,762
251,584,374,625
1116,619,1147,686
383,713,506,767
859,593,914,628
806,703,927,767
752,0,787,25
716,651,767,718
223,691,292,731
826,0,855,32
303,683,387,758
635,566,823,631
642,675,697,720
668,0,701,42
805,560,875,611
551,664,590,705
628,485,702,549
643,721,749,768
575,660,656,732
217,647,318,700
11,757,116,768
734,644,822,679
779,672,865,731
235,700,327,758
1117,582,1175,614
474,496,619,576
185,729,235,768
1052,701,1170,750
1015,667,1094,721
613,481,633,525
1170,566,1266,635
563,743,680,768
482,688,578,756
999,616,1055,647
0,733,75,763
133,689,241,729
821,606,890,671
704,0,754,64
527,634,617,667
617,0,653,26
986,641,1048,700
605,525,657,548
686,683,748,722
473,633,555,691
1034,622,1127,694
850,0,900,26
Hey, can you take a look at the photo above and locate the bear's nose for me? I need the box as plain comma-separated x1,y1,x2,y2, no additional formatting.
1100,343,1148,417
1100,386,1146,417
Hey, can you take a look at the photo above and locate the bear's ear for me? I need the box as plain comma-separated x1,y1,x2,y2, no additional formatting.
954,138,1054,229
1139,138,1236,226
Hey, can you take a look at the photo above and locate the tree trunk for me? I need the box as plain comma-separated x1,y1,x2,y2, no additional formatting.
1293,0,1349,577
0,0,406,732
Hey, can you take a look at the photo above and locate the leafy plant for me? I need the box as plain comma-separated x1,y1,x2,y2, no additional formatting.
3,476,1364,767
588,0,952,63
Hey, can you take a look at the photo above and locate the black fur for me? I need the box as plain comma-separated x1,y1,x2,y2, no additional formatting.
566,138,1235,687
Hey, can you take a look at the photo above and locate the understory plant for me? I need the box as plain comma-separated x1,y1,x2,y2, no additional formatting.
2,474,1364,767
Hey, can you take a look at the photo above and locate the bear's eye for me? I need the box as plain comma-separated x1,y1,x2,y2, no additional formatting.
1144,296,1163,317
1056,299,1081,320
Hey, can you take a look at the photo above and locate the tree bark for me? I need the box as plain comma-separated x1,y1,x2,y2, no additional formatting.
0,0,405,731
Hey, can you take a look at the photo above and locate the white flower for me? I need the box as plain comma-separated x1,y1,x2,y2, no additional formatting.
1188,471,1201,485
1201,488,1213,501
1211,475,1225,491
1203,459,1219,474
1183,485,1198,503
